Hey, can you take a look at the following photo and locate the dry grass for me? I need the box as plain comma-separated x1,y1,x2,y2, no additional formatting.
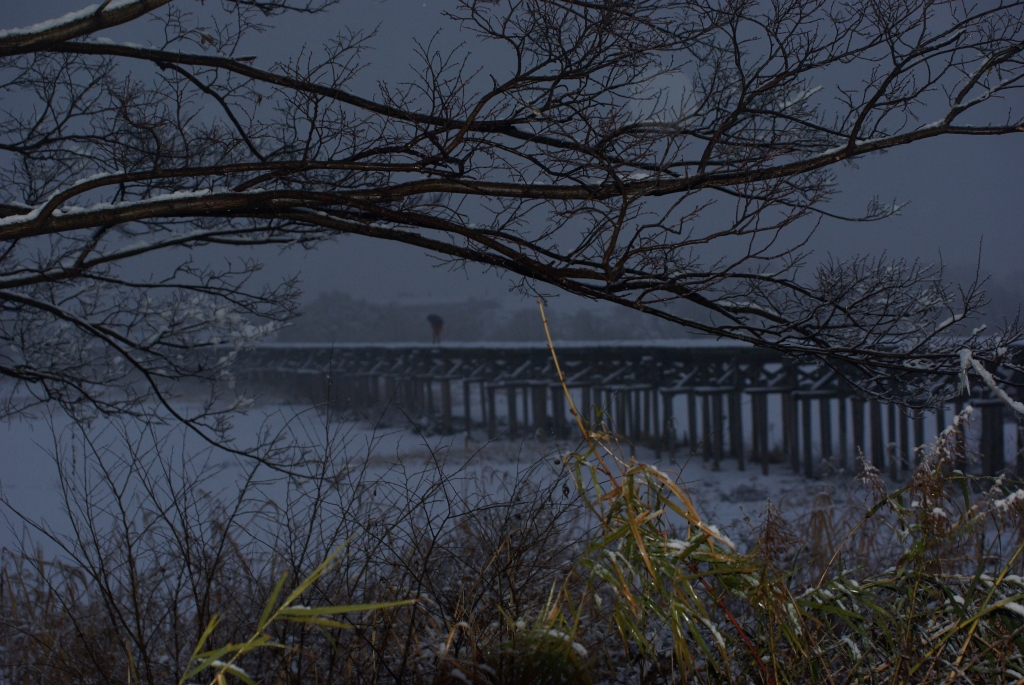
3,396,1024,684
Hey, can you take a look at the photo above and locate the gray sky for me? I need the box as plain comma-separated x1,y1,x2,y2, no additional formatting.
6,0,1024,309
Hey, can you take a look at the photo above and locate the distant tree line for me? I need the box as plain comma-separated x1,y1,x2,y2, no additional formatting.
277,291,698,343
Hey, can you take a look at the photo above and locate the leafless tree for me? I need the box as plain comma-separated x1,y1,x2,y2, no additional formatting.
0,406,588,685
1,0,1023,429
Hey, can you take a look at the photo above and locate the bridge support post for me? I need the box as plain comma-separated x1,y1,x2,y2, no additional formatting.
660,391,675,460
551,385,566,439
953,399,967,472
507,386,518,438
783,393,798,472
701,394,712,462
980,401,1005,477
887,403,899,481
729,391,744,470
899,409,910,476
631,390,642,442
851,398,865,469
1016,421,1024,477
820,397,832,467
581,386,592,428
685,393,696,452
620,390,628,439
913,411,925,469
441,379,452,434
618,389,628,438
532,384,548,437
373,374,383,407
424,378,432,416
644,389,653,442
802,397,814,478
751,392,768,475
837,396,848,472
711,392,724,471
870,401,885,472
487,385,497,439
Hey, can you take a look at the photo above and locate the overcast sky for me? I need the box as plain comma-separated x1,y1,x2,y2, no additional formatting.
6,0,1023,309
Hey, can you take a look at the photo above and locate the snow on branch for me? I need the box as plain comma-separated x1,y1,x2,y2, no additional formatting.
959,348,1024,416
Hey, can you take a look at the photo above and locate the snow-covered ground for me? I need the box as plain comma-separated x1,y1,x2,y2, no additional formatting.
0,401,998,557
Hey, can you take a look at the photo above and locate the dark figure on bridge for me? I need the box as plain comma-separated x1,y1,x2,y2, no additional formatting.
427,314,444,344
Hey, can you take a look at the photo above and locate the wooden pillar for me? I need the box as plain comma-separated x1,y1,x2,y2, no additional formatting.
581,386,592,427
551,385,566,439
783,392,799,472
610,389,619,434
507,386,518,438
610,389,618,432
802,397,814,478
1016,421,1024,478
687,393,698,452
612,390,623,435
533,384,548,436
852,398,865,468
624,390,633,440
644,389,653,441
729,391,744,470
981,402,1005,477
399,378,410,412
626,389,634,438
629,389,636,441
935,403,946,437
898,409,910,476
441,378,452,433
662,392,676,460
463,380,472,434
953,399,967,472
887,403,899,481
751,393,762,472
837,396,848,472
870,401,885,472
386,375,397,406
403,378,413,413
487,386,497,439
819,397,833,463
913,411,925,469
702,394,712,462
712,393,724,471
753,393,769,475
360,375,371,408
371,374,381,406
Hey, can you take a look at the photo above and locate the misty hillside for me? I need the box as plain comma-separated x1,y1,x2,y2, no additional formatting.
275,291,699,343
278,270,1024,344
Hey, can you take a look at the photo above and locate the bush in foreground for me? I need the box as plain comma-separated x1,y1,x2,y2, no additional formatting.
3,401,1024,684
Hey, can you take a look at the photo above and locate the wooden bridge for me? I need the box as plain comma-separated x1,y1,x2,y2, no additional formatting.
233,341,1024,479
